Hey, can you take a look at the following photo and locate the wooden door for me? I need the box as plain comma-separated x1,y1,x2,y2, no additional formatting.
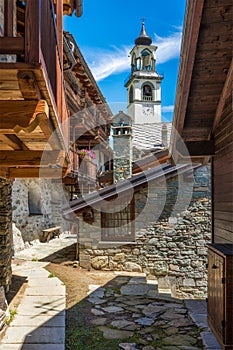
208,248,225,343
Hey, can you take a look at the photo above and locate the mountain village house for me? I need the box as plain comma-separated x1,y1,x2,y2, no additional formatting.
0,1,232,349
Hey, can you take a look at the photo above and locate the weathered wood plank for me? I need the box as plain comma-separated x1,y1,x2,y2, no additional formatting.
215,211,233,222
9,167,68,178
0,80,20,90
214,192,233,203
0,134,26,150
17,70,41,100
202,4,232,23
214,232,233,243
0,90,24,100
212,58,233,134
4,0,14,36
214,228,233,244
0,63,41,71
0,37,24,54
0,101,38,129
177,140,215,157
205,0,232,8
0,150,62,166
25,0,41,63
215,219,233,233
214,202,233,213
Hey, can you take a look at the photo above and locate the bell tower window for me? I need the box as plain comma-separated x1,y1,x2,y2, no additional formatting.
143,84,152,101
131,53,136,72
141,50,152,70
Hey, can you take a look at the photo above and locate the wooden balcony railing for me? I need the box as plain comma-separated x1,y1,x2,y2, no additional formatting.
0,0,63,119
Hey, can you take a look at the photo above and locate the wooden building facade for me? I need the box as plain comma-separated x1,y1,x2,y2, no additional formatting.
0,0,81,178
171,1,232,348
62,31,112,197
0,0,113,330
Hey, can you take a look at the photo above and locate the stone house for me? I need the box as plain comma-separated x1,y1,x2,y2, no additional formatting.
64,161,211,299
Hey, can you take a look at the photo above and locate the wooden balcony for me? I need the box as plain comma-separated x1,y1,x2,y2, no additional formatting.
0,0,70,178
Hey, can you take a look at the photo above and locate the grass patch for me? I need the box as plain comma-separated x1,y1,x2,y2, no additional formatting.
6,308,17,325
48,272,56,278
31,257,38,262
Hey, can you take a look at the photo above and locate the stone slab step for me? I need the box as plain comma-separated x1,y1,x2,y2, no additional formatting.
10,314,65,327
17,296,65,316
2,325,65,344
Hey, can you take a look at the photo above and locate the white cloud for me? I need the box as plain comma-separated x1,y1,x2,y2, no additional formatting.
84,28,182,82
162,105,174,113
155,31,182,64
85,46,131,82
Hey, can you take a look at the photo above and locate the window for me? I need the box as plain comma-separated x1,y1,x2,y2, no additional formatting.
28,185,42,215
141,50,152,70
131,53,136,71
143,84,152,101
101,199,135,242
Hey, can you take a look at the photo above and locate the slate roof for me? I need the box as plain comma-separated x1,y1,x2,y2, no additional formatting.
63,162,197,216
132,122,172,152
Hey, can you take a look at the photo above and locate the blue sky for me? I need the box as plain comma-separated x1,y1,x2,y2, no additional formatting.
64,0,186,121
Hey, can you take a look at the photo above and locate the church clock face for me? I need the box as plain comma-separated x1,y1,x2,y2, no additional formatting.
143,104,153,116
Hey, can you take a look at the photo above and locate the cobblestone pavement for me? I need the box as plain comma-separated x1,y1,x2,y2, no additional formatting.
81,273,221,350
3,234,221,350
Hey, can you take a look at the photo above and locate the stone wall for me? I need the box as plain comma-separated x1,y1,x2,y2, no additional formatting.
78,165,211,299
12,179,71,248
0,178,13,331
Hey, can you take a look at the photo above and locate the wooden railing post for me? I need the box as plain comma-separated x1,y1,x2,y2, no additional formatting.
25,0,41,63
4,0,14,36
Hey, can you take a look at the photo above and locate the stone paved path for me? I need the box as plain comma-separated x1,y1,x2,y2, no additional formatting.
84,273,221,350
0,234,76,350
0,261,66,350
0,234,221,350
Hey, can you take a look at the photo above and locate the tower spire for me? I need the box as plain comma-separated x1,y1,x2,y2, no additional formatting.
135,20,152,46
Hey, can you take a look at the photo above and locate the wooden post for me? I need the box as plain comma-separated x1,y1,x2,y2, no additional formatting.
4,0,14,36
25,0,41,63
56,0,63,62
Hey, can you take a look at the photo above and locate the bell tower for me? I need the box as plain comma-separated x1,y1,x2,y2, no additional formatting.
125,22,163,124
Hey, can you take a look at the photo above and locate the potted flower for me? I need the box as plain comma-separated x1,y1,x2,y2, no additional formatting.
77,149,96,160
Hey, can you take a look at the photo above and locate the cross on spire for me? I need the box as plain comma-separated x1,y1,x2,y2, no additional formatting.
140,17,146,24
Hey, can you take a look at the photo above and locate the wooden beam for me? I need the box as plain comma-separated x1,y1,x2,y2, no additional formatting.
0,150,64,166
13,100,57,149
0,100,60,150
0,134,29,150
176,140,215,157
0,100,38,131
9,167,69,178
0,37,24,54
17,71,41,100
211,57,233,135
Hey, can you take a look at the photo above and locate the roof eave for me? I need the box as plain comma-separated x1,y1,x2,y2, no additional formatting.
170,0,205,161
